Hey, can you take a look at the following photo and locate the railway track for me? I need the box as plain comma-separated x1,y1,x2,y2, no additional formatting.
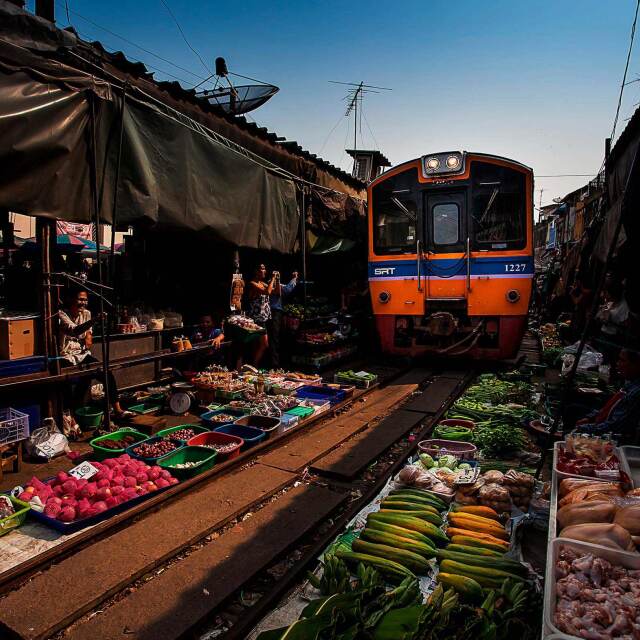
0,363,475,640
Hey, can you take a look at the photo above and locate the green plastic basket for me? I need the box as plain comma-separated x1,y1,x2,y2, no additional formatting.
156,424,210,443
158,446,217,480
75,406,104,428
90,429,149,461
0,496,30,537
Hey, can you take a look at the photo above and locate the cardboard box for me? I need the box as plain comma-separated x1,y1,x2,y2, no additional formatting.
0,317,36,360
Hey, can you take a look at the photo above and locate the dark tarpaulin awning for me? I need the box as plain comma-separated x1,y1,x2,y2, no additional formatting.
0,37,299,252
308,188,366,238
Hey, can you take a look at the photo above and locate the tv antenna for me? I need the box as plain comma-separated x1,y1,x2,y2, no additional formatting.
328,80,391,170
196,57,279,116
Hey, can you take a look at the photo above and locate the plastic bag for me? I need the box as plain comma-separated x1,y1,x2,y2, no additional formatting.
562,342,603,373
25,418,70,460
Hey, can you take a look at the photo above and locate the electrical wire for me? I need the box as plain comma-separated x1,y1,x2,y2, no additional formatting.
72,28,198,85
53,1,207,81
361,105,380,150
535,174,597,178
158,0,212,75
593,0,640,178
318,112,346,155
610,0,640,144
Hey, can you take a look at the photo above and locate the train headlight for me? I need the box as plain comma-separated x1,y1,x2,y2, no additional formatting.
379,291,391,303
506,289,520,303
426,157,440,171
446,155,461,169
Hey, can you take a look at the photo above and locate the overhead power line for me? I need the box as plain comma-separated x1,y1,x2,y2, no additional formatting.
610,0,640,144
536,174,597,178
54,0,208,81
158,0,212,76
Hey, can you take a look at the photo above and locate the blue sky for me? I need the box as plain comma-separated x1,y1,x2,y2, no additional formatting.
30,0,640,206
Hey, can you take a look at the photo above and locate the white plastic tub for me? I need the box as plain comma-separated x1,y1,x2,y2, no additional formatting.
544,537,640,640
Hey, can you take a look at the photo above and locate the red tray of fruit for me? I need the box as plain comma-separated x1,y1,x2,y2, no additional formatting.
17,455,179,533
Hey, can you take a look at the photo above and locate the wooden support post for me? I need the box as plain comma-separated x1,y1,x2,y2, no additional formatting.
36,217,60,421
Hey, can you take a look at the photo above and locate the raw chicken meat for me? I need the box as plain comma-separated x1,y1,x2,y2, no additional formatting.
555,547,640,639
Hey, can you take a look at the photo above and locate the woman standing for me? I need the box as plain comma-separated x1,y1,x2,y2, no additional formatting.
246,264,277,366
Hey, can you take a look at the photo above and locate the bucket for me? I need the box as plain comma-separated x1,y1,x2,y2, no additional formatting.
75,406,104,429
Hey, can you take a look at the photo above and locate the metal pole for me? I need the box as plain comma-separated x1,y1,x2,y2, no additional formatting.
107,85,127,379
301,188,307,310
89,93,112,424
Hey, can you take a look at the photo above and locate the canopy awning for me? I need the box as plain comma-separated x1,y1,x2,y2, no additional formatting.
0,36,299,253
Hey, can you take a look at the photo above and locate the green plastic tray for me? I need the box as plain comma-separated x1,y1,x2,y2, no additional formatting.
156,424,210,443
129,402,163,415
158,446,217,480
0,496,30,537
286,406,314,418
90,429,149,461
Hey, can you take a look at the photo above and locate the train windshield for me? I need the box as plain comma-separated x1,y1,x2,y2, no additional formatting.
372,169,418,254
471,162,526,249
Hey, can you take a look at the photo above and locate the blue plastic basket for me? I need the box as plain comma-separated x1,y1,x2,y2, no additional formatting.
295,385,346,404
213,424,266,449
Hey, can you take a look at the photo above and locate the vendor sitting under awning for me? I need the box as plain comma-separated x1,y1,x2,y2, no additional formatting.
571,348,640,444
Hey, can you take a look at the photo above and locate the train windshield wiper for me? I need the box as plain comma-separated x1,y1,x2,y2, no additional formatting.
477,185,500,224
390,196,416,222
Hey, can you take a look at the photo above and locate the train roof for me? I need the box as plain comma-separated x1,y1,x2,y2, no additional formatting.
369,151,533,188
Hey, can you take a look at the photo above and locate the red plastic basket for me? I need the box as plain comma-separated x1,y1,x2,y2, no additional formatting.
187,431,243,461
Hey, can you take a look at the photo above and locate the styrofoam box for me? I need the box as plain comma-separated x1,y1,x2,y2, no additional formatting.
544,537,640,640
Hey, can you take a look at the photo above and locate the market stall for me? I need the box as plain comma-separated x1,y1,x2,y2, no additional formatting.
0,363,380,578
252,372,545,639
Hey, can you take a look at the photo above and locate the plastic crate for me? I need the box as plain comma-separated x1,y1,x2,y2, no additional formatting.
89,429,148,461
213,424,266,449
155,424,210,443
280,413,299,432
126,436,183,463
0,495,30,537
0,408,29,445
158,446,217,480
187,431,243,461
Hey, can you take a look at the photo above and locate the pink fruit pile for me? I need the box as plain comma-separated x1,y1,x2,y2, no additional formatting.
132,440,177,459
17,454,179,523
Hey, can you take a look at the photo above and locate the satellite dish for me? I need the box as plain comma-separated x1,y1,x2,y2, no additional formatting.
197,57,279,116
200,84,279,115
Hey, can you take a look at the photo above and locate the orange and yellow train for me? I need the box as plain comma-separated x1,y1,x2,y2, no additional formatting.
368,151,533,359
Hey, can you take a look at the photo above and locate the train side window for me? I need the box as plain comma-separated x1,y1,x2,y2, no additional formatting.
432,203,459,245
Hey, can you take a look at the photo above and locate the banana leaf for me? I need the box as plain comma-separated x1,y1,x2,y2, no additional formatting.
255,614,335,640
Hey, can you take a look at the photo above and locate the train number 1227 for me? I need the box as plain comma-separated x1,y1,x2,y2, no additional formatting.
505,263,527,272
